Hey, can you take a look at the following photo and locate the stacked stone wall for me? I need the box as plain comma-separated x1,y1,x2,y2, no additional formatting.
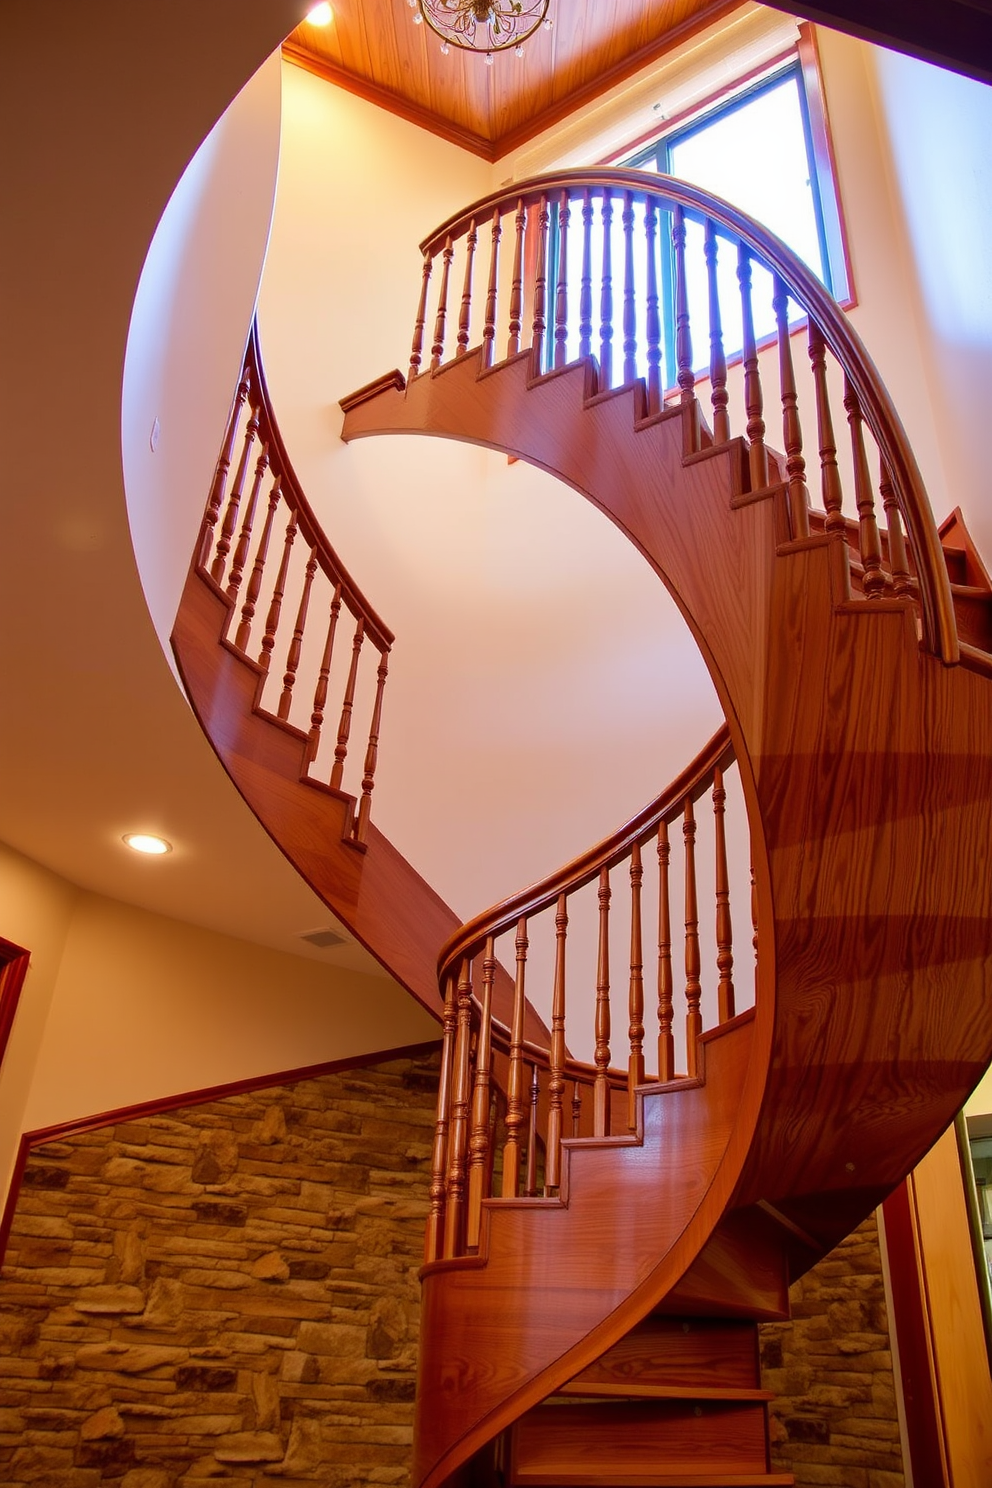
0,1050,439,1488
761,1212,906,1488
1,1051,909,1487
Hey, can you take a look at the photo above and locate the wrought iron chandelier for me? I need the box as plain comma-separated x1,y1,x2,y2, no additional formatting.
412,0,551,59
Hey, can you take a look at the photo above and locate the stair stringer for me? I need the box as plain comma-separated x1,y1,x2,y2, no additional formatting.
171,556,548,1044
415,1013,780,1488
342,346,992,1483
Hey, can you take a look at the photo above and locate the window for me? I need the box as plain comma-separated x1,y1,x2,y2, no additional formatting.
544,42,849,387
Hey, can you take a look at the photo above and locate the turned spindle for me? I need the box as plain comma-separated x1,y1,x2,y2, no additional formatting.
466,936,496,1250
704,220,730,444
627,841,645,1131
657,820,674,1083
502,917,529,1198
456,218,477,358
713,767,735,1023
329,616,365,792
738,243,768,490
773,275,811,540
578,189,594,363
554,191,570,369
599,189,614,387
684,797,702,1077
443,957,474,1259
425,974,457,1264
593,866,612,1138
545,893,568,1193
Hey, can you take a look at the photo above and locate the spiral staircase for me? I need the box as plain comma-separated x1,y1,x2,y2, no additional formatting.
173,171,992,1487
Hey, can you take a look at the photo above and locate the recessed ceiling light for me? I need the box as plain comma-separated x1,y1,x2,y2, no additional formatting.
305,2,333,24
122,832,172,856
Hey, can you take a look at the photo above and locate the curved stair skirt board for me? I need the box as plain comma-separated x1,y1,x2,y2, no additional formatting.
339,351,992,1487
171,562,551,1045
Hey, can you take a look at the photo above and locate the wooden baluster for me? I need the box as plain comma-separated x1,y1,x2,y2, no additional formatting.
622,191,637,385
627,841,645,1131
657,820,674,1082
880,459,913,598
684,798,702,1077
278,545,317,720
644,198,662,414
545,893,568,1193
593,866,612,1138
525,1064,540,1197
329,616,365,791
751,864,759,1001
212,403,260,584
457,218,477,358
578,189,594,362
430,235,455,373
844,376,886,597
713,767,735,1023
599,189,614,387
773,275,811,540
443,957,474,1259
502,917,529,1198
571,1081,583,1138
236,476,280,652
673,204,695,411
466,937,496,1251
738,243,768,490
258,505,297,675
482,207,501,370
808,319,845,533
354,647,389,844
201,366,250,569
554,190,570,369
227,441,269,603
306,583,342,768
531,194,550,370
507,199,526,359
704,220,730,444
425,973,457,1264
410,252,433,381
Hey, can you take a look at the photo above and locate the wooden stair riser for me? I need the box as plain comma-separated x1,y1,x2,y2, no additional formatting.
567,1317,759,1393
510,1400,770,1482
414,1019,759,1488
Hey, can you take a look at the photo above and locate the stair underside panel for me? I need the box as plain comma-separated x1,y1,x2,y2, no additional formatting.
738,536,992,1246
173,568,455,1019
414,1021,773,1487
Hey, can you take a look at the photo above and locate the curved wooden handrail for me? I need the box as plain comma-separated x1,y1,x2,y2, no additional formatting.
199,319,394,842
203,321,394,653
439,723,733,979
415,168,957,665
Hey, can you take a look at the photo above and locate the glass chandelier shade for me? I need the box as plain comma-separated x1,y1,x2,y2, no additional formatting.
416,0,551,54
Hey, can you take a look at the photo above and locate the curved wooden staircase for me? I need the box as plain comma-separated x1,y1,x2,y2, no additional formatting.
174,170,992,1487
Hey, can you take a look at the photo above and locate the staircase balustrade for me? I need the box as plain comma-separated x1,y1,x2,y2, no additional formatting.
199,324,393,844
409,169,957,664
425,726,748,1264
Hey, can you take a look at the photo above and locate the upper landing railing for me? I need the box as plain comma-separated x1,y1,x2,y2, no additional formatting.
199,323,393,845
408,169,958,665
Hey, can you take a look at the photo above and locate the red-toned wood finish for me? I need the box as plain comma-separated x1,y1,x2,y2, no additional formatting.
340,168,992,1488
283,0,740,164
0,937,30,1077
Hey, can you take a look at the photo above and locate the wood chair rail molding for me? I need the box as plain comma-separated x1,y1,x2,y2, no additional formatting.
404,167,956,666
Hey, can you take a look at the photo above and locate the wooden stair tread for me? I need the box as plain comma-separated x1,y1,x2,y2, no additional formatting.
556,1384,773,1402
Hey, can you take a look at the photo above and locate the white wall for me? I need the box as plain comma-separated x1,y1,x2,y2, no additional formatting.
257,67,722,932
0,838,436,1204
123,50,285,657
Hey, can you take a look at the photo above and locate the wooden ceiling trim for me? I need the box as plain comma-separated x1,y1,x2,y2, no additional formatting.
283,42,498,160
490,0,744,160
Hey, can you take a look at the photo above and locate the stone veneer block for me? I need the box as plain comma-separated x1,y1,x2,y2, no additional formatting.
0,1050,439,1487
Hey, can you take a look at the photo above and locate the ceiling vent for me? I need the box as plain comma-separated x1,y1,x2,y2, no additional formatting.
300,928,346,949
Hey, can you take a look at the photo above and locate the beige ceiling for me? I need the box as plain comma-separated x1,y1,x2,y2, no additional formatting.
284,0,742,159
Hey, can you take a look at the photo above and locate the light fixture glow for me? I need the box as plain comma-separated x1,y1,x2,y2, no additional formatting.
305,2,333,25
123,832,172,856
417,0,550,56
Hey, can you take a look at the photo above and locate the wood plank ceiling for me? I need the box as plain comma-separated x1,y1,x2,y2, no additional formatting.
283,0,743,161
